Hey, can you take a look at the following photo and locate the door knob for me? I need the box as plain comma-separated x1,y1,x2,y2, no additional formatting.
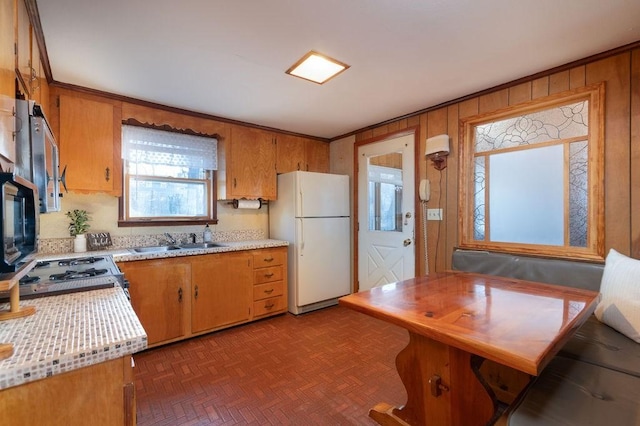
403,239,412,246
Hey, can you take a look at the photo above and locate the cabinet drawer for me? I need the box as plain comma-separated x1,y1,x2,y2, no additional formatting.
252,251,285,268
253,296,285,317
253,266,283,284
253,281,284,301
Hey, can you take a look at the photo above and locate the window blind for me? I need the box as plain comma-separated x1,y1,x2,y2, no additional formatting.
122,124,217,170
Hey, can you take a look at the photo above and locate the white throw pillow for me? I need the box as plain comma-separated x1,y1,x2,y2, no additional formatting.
594,249,640,343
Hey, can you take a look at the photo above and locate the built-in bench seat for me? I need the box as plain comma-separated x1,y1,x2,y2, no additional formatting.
451,249,640,426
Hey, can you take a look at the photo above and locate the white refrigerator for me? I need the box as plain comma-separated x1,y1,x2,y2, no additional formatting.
269,171,351,314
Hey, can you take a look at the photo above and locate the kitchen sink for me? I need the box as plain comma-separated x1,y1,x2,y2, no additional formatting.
130,245,182,253
178,242,226,249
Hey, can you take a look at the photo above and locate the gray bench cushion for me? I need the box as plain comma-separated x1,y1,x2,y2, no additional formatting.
451,249,604,292
559,315,640,377
508,356,640,426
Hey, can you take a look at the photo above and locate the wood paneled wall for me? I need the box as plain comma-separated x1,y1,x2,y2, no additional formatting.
355,48,640,274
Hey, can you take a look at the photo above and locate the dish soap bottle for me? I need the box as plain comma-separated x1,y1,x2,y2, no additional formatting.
203,223,212,243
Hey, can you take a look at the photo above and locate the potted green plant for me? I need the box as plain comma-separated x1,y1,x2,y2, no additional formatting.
66,209,91,252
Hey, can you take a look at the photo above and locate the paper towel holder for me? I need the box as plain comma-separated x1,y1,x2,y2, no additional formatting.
231,198,265,209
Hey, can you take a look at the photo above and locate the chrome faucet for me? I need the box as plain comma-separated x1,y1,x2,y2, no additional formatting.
189,233,197,244
164,232,177,245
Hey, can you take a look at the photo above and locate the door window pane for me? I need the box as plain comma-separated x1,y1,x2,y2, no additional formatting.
368,162,403,232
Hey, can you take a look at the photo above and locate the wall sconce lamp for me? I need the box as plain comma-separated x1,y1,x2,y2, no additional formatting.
425,134,450,171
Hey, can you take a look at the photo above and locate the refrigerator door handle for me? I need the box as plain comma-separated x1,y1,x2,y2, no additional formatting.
300,220,304,254
299,187,304,218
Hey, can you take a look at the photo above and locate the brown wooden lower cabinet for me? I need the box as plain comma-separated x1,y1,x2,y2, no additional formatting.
191,252,253,333
118,247,288,348
0,356,135,426
121,257,191,346
251,248,287,319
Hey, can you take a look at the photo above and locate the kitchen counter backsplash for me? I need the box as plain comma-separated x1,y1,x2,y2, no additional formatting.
38,229,266,254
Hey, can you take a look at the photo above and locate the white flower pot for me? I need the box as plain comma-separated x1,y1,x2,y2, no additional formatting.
73,234,87,253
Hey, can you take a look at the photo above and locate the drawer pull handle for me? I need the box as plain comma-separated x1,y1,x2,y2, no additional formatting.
264,273,274,278
194,285,199,299
263,257,274,262
264,289,274,294
178,287,183,302
265,303,275,309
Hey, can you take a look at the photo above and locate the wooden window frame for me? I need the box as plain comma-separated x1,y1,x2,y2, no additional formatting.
118,120,219,227
458,83,605,261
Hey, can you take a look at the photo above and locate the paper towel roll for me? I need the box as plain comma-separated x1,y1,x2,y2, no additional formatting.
233,199,262,209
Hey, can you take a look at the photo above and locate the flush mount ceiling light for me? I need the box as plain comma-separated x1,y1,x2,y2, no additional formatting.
285,51,350,84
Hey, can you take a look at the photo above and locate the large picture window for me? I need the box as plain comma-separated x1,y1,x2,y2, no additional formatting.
459,84,605,260
121,124,218,225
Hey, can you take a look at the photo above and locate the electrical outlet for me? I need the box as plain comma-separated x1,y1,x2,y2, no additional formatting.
427,208,443,221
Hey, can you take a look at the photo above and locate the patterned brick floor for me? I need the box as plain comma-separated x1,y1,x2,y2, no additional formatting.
135,305,408,425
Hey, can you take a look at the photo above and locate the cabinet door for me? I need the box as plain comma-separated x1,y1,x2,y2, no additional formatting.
276,134,305,174
228,126,276,199
29,34,41,102
305,139,330,173
59,95,119,194
0,357,131,426
0,95,14,164
119,259,190,346
0,0,13,98
14,0,31,97
191,252,252,333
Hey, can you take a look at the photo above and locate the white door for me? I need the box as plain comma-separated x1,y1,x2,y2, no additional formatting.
357,133,415,291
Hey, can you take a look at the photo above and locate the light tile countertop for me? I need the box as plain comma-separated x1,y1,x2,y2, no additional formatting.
35,238,289,263
111,238,289,262
0,287,147,390
0,238,289,391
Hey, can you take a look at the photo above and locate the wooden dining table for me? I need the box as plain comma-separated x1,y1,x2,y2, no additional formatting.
338,271,600,426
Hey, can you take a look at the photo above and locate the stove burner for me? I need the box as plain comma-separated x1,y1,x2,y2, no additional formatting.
34,261,51,269
57,257,104,267
49,268,109,281
19,275,40,285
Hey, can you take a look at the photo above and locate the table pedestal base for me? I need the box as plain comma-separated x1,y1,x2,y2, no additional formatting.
370,331,497,426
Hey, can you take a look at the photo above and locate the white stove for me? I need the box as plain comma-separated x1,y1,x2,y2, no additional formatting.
12,255,124,299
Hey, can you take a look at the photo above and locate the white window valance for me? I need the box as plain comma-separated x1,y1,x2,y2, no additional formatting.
122,124,217,170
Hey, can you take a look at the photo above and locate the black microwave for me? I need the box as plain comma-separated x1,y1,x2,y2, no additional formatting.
0,173,39,273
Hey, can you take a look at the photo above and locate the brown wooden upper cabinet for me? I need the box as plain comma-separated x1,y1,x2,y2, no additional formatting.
304,138,329,173
220,125,277,200
0,0,15,166
14,0,31,97
58,94,122,196
1,0,14,99
276,135,329,174
275,134,305,174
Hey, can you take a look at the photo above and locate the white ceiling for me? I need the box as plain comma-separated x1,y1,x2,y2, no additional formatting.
37,0,640,139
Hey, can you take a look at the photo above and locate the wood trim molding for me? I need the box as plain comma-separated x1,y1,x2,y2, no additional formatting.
50,81,329,143
24,0,639,142
24,0,53,83
333,40,640,141
122,118,222,140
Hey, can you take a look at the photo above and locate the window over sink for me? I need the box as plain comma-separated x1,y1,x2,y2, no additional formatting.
119,123,219,226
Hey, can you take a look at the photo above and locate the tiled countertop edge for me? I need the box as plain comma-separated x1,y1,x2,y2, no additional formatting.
0,287,147,390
